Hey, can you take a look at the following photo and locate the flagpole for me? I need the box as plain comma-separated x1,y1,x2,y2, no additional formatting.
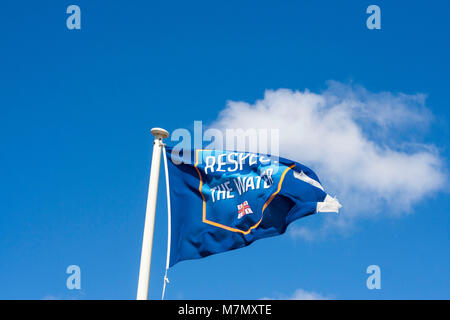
137,127,170,300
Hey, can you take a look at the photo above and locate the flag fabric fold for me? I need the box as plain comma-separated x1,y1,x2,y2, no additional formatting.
165,147,341,267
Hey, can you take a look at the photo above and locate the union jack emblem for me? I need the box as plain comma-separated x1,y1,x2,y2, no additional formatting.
237,201,253,219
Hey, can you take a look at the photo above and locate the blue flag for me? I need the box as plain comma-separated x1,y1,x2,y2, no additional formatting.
165,147,341,267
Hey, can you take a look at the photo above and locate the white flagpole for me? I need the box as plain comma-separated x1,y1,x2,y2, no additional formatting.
137,127,170,300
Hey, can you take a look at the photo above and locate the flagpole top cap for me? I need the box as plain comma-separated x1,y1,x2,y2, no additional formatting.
151,127,170,139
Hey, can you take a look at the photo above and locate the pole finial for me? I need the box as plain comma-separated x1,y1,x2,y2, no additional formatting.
151,127,170,139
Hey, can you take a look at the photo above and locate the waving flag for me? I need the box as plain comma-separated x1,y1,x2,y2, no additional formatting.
165,147,341,267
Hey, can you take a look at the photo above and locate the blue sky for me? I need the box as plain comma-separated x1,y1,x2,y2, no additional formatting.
0,0,449,299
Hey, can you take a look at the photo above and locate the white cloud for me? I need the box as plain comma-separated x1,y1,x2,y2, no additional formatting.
261,288,329,300
210,81,446,236
288,226,316,241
